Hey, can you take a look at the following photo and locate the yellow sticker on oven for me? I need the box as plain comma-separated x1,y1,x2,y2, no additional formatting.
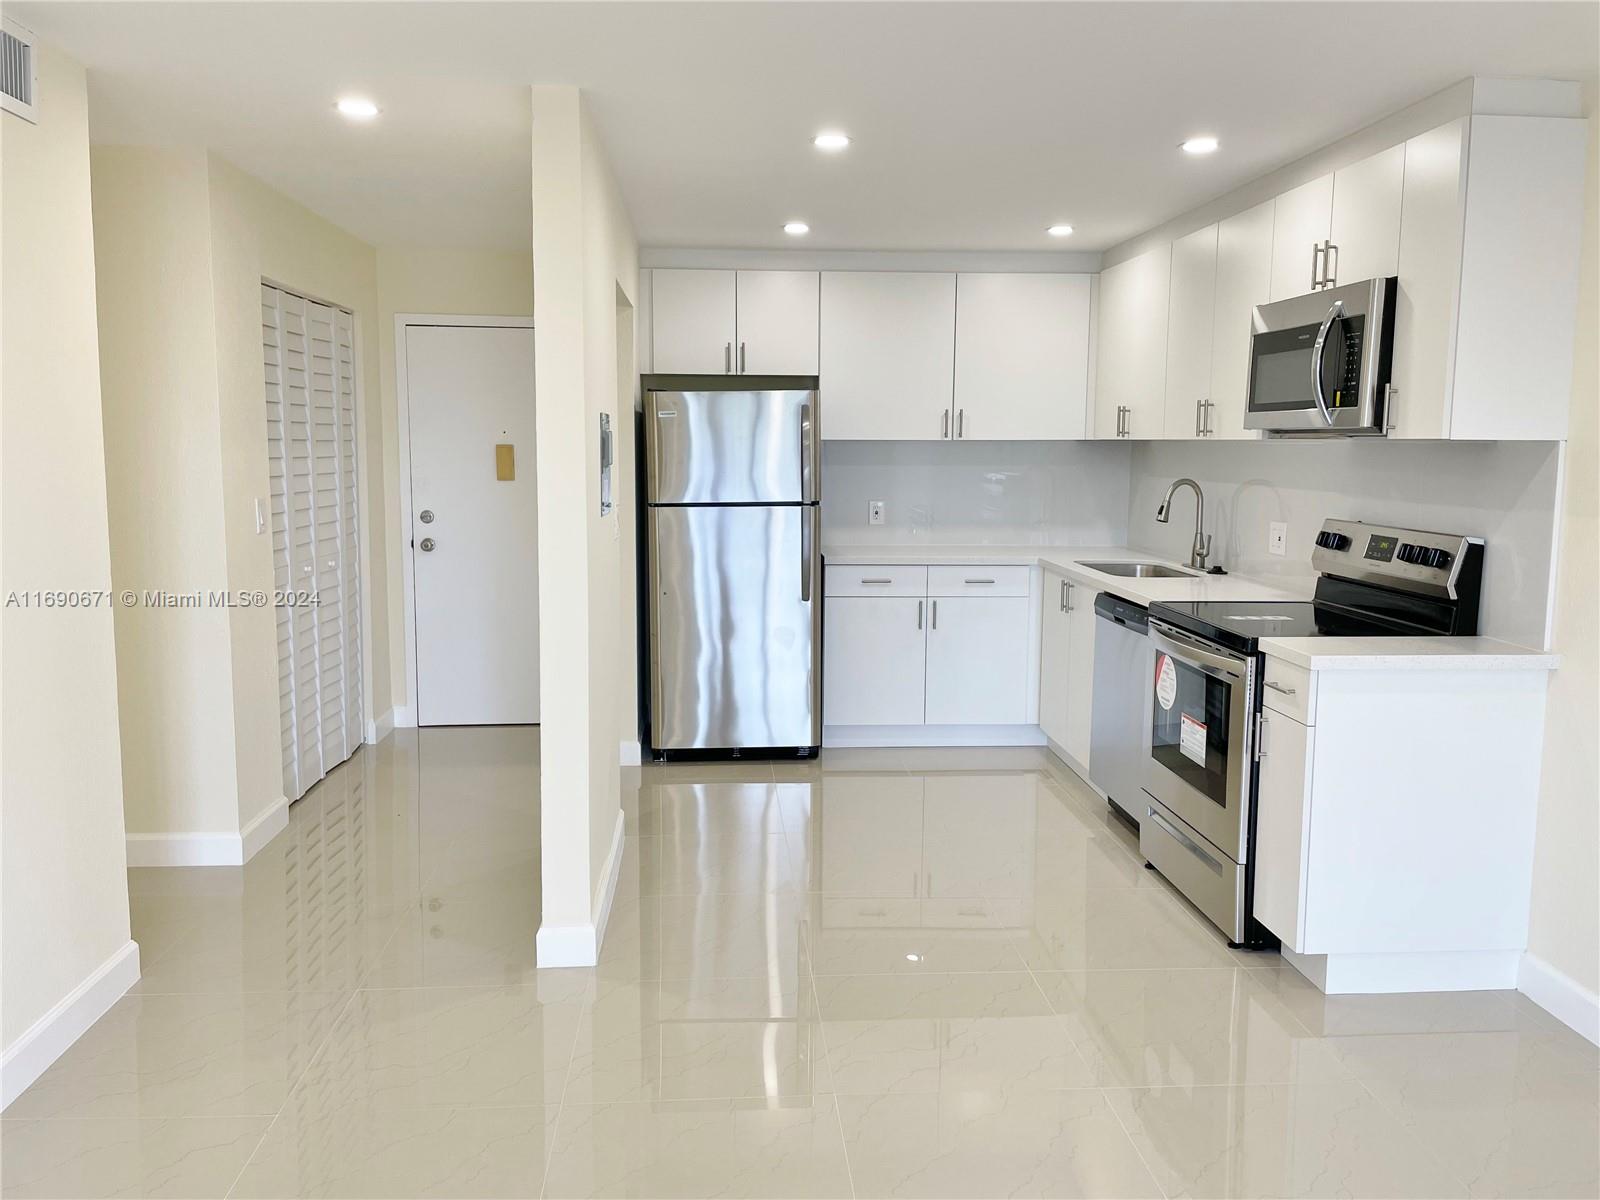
1155,654,1177,710
1180,713,1207,766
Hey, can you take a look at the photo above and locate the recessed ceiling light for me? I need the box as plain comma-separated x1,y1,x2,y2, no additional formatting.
784,221,810,236
1047,224,1075,237
1180,135,1219,155
812,132,851,151
336,96,380,121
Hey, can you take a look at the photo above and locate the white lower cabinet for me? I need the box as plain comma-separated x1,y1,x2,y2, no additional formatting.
822,596,927,726
925,596,1031,725
1037,573,1095,764
1252,704,1315,951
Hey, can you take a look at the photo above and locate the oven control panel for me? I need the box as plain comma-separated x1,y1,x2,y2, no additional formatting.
1310,518,1480,600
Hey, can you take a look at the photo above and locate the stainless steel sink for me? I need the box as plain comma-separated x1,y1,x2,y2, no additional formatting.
1076,561,1197,578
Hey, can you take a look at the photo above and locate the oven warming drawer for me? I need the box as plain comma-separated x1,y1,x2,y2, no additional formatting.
1140,794,1246,943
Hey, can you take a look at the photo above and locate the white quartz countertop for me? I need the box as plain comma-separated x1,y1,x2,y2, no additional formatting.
822,543,1557,672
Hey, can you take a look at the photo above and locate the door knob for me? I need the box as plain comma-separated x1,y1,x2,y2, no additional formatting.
419,509,435,524
419,537,436,552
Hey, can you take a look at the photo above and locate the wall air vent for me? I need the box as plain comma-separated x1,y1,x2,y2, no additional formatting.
1,18,38,124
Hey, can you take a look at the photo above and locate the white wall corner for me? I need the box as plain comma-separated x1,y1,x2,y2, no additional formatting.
2,940,140,1110
366,708,396,745
535,810,626,970
619,739,642,766
1519,951,1600,1046
240,796,288,862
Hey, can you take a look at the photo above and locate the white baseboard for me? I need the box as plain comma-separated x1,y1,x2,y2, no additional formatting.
620,739,642,766
1520,951,1600,1046
3,940,140,1110
536,810,627,969
392,704,417,729
126,795,287,868
1283,945,1521,994
366,708,395,744
824,723,1047,748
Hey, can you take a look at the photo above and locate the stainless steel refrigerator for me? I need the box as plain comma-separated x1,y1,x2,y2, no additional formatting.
643,376,821,756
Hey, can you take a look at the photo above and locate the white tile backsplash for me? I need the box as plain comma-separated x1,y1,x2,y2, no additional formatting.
1128,438,1564,647
822,440,1132,546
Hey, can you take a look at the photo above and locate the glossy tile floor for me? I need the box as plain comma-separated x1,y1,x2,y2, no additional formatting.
4,729,1597,1198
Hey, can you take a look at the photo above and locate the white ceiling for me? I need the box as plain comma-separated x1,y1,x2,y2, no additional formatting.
15,1,1598,253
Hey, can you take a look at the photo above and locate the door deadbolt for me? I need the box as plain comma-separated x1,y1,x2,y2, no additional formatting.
419,509,435,524
419,537,436,552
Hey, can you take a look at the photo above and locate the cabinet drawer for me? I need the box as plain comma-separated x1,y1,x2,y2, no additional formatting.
825,565,927,598
927,565,1030,597
1262,655,1316,724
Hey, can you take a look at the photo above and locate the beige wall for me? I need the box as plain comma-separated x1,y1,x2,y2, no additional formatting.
375,246,533,717
87,145,388,840
530,86,639,952
1,43,133,1049
91,145,242,836
1526,105,1600,1006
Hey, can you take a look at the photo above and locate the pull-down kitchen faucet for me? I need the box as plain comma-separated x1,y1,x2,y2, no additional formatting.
1157,478,1212,571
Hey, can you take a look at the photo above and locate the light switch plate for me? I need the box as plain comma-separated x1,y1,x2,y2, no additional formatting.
1268,521,1288,557
868,499,886,526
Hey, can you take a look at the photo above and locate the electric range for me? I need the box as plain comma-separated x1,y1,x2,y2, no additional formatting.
1137,518,1484,947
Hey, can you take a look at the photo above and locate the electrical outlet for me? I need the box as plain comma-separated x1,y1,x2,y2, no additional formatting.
1268,521,1288,557
868,499,886,526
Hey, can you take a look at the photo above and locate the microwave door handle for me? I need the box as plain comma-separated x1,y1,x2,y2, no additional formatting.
1310,299,1344,427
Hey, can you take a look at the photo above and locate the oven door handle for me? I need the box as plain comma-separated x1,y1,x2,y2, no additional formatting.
1149,622,1250,681
1310,299,1344,427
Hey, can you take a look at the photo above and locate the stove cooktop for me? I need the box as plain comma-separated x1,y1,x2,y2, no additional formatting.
1149,599,1425,655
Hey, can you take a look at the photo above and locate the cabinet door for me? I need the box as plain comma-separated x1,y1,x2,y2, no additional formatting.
736,270,819,375
1252,708,1314,952
924,596,1030,725
1038,575,1072,747
1063,582,1096,764
1328,144,1405,288
823,597,927,726
1207,199,1275,440
953,273,1092,440
652,269,736,374
1268,174,1333,300
818,774,924,898
1162,225,1218,439
1389,119,1466,441
1094,245,1171,439
820,272,956,440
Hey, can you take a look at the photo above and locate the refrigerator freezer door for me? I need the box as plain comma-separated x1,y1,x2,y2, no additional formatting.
647,388,818,504
650,503,821,750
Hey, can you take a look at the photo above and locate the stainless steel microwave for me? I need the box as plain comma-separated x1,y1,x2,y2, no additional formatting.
1245,276,1396,436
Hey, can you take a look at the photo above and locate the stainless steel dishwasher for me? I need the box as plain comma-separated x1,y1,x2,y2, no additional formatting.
1089,592,1152,826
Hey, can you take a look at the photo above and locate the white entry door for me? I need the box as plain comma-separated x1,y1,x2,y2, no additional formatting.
407,324,538,725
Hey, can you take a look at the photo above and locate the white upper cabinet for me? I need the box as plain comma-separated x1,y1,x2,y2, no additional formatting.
1327,144,1405,286
1207,199,1274,440
1094,244,1171,439
735,269,819,375
821,271,956,440
953,273,1093,440
651,269,737,374
1162,224,1218,439
1391,115,1586,441
1268,174,1334,300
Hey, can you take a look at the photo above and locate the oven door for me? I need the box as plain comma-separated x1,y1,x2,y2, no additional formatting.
1144,621,1255,863
1244,276,1394,436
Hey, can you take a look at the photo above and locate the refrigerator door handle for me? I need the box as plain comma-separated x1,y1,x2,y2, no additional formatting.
800,508,814,603
800,401,814,502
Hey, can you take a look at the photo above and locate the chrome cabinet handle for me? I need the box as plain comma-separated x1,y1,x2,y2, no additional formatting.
860,578,893,585
942,409,949,439
1310,299,1345,426
1255,712,1268,761
1195,398,1204,437
419,537,436,552
1324,242,1338,288
930,599,938,630
917,599,924,630
1059,579,1067,612
724,342,732,373
1384,383,1398,433
1266,680,1297,695
964,578,995,585
1203,400,1215,436
1064,580,1074,611
739,342,747,373
1311,243,1324,290
957,408,965,438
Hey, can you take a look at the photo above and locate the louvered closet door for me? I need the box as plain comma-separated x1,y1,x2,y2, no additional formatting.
263,284,362,803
